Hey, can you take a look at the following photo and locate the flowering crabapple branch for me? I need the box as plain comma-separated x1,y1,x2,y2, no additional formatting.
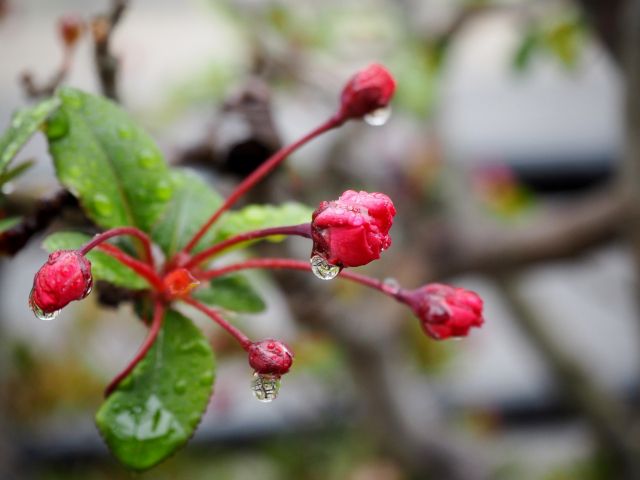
179,63,396,256
29,63,483,405
197,258,483,340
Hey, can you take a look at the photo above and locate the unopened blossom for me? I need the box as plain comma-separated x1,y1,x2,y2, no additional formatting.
311,190,396,268
30,250,92,314
400,283,484,340
248,339,293,375
338,63,396,120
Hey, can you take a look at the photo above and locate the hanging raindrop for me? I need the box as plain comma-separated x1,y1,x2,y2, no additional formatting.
251,373,281,402
364,106,391,126
310,255,340,281
29,289,60,321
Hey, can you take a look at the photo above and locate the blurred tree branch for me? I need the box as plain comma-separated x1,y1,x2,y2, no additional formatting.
495,273,640,479
91,0,128,101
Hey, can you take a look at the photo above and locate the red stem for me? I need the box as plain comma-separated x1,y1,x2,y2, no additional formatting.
184,223,312,269
96,243,165,292
182,296,252,350
180,117,341,255
197,258,402,299
104,299,165,397
79,226,154,267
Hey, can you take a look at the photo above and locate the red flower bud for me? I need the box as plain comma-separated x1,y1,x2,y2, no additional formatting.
401,283,484,340
248,339,293,375
30,250,92,318
338,63,396,121
311,190,396,268
163,268,200,299
58,15,85,48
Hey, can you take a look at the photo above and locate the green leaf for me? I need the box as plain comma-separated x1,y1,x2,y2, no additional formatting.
96,310,215,471
47,87,174,232
213,202,313,244
512,29,539,72
0,96,61,174
0,160,35,186
150,169,223,257
42,231,148,290
0,216,21,233
543,15,585,69
193,274,266,313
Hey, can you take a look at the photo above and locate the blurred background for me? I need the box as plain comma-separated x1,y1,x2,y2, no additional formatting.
1,0,639,479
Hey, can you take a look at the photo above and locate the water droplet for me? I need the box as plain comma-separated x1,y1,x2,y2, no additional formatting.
251,373,280,403
364,106,391,126
383,277,400,295
137,148,158,169
173,379,188,394
92,193,113,216
117,125,133,139
199,370,214,386
154,180,173,200
60,89,83,108
179,339,211,356
310,255,340,280
29,289,59,321
11,113,23,129
44,111,70,140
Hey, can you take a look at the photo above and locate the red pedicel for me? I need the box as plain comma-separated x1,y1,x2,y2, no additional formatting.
400,283,484,340
248,339,294,375
30,250,92,318
338,63,396,120
311,190,396,268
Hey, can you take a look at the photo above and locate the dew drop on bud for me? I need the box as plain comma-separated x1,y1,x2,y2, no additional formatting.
310,255,341,281
364,106,391,126
29,289,60,321
251,373,281,403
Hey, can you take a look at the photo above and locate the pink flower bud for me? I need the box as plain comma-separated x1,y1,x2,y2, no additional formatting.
58,15,85,48
311,190,396,268
248,339,293,375
30,250,93,316
400,283,484,340
338,63,396,120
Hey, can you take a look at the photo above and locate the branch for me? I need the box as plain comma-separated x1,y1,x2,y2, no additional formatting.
91,0,128,101
494,273,640,477
0,190,76,256
428,186,627,279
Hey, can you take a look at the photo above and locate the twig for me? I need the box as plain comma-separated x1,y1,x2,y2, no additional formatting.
91,0,128,101
0,190,76,256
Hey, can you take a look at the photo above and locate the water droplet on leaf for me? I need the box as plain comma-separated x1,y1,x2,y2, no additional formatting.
173,379,188,394
29,289,59,321
117,126,133,139
92,193,113,216
44,111,70,140
199,370,214,386
310,255,340,280
154,180,173,200
251,373,280,403
60,89,83,108
364,106,391,126
137,148,158,169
